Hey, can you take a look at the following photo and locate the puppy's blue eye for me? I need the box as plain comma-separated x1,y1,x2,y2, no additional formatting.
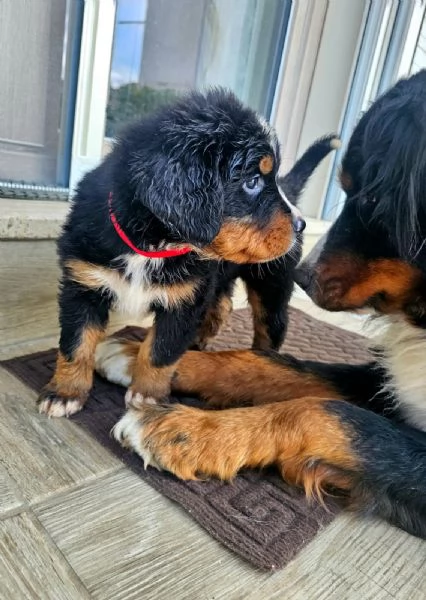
243,176,264,194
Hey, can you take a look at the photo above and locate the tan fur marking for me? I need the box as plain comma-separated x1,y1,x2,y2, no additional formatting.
173,349,340,407
339,169,353,192
344,259,420,311
49,326,104,400
316,256,422,312
130,398,359,496
259,155,274,175
162,280,199,309
65,259,199,312
131,328,176,398
246,288,270,350
194,295,233,349
65,259,114,290
204,212,293,263
98,342,339,408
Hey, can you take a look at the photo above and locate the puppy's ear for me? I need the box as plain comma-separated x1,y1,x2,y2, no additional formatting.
140,154,224,246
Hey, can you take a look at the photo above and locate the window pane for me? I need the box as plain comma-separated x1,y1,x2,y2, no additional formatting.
411,13,426,73
106,0,291,140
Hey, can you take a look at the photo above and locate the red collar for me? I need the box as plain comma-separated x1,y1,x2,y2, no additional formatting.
108,192,192,259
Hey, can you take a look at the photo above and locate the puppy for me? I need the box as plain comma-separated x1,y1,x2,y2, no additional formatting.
39,88,337,417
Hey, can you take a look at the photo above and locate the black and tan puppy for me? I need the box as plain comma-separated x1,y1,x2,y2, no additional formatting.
39,88,337,417
97,73,426,539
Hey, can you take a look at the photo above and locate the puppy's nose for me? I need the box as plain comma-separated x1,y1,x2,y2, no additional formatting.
294,264,313,291
292,216,306,233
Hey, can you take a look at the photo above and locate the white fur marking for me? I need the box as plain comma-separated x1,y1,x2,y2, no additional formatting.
95,340,133,387
277,185,303,221
113,254,167,316
372,315,426,431
112,409,162,470
77,254,182,317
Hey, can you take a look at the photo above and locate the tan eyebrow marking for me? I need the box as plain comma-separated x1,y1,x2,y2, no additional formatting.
259,155,274,175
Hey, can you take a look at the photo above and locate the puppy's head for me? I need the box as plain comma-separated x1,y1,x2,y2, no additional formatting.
122,89,304,263
295,71,426,325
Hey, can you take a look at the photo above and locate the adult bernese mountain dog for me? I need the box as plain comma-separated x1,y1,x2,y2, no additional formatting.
97,71,426,540
39,89,336,417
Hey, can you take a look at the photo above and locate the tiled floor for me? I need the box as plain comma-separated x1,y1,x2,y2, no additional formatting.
1,290,425,599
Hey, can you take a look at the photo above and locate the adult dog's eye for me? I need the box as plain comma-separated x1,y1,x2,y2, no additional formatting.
243,176,264,194
361,195,378,206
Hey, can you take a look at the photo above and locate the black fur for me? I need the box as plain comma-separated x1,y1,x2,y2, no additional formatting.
279,135,339,203
327,401,426,539
342,70,426,263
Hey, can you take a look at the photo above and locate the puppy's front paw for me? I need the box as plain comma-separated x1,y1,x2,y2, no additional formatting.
124,388,157,409
37,388,86,418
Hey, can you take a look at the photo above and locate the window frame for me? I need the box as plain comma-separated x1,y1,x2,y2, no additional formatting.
68,0,116,194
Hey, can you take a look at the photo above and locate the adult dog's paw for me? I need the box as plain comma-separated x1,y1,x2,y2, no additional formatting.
112,402,242,480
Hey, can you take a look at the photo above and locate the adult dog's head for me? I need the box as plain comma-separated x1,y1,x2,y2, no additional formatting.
296,70,426,325
113,89,304,264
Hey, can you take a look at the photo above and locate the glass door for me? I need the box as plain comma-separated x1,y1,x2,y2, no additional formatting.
105,0,291,143
0,0,84,198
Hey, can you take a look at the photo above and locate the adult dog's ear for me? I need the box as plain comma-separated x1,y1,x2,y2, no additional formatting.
139,153,224,246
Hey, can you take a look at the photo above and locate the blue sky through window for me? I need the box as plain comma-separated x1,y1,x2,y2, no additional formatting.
110,0,147,88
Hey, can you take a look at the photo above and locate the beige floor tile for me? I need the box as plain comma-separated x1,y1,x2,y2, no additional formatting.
35,469,277,600
245,515,426,600
0,511,89,600
34,468,426,600
0,465,24,516
0,367,121,504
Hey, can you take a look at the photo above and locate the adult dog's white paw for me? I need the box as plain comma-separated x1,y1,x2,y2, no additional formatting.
95,339,133,387
112,408,162,470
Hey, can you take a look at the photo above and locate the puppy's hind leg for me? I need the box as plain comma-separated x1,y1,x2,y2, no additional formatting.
242,255,298,351
191,292,233,350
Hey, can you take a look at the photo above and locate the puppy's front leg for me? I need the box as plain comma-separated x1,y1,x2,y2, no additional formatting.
38,281,109,417
126,303,205,404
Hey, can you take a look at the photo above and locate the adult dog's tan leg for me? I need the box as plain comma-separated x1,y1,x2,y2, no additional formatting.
112,397,358,496
96,339,339,407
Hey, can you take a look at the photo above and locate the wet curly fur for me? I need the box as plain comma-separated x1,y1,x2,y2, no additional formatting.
38,88,336,417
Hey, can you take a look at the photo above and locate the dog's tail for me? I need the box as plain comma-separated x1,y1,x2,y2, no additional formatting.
318,401,426,538
279,135,340,203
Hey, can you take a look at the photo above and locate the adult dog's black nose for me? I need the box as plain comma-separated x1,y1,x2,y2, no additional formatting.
294,264,313,291
292,216,306,233
294,234,326,292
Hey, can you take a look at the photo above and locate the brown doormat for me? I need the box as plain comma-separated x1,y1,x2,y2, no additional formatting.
1,307,370,571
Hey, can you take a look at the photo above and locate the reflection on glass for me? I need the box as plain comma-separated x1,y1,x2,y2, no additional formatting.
0,0,83,189
106,0,290,140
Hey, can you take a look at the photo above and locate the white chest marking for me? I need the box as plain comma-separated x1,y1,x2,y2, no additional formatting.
86,254,167,317
373,316,426,431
